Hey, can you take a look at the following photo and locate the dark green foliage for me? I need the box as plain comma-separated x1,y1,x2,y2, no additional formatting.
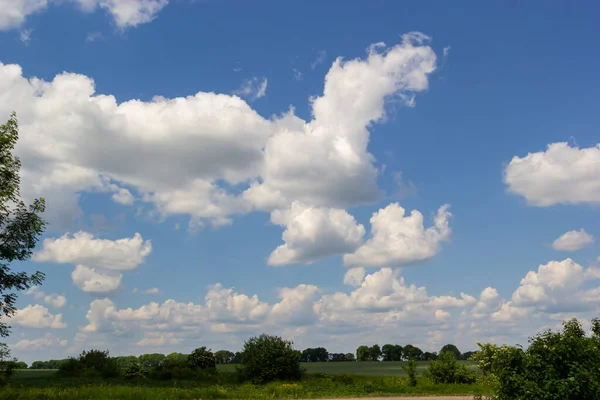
124,360,145,380
356,345,370,361
489,317,600,400
0,343,17,386
58,349,121,379
138,353,165,369
188,347,216,371
301,347,329,362
424,350,476,384
382,344,403,361
0,112,47,338
439,344,461,360
29,359,66,369
423,351,438,361
237,334,304,384
369,344,382,361
214,350,235,364
344,353,356,362
14,361,27,369
402,344,424,361
402,357,418,387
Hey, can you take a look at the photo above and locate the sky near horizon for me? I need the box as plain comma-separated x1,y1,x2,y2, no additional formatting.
1,0,599,364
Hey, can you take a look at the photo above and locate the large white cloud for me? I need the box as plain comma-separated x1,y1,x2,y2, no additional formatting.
504,142,600,206
268,202,365,265
2,304,67,329
1,33,437,233
33,231,152,293
343,203,452,268
71,265,122,294
34,231,152,271
0,0,47,30
552,229,595,251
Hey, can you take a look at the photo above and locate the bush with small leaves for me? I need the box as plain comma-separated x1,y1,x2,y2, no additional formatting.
237,333,304,384
0,344,17,386
188,347,216,371
424,350,476,384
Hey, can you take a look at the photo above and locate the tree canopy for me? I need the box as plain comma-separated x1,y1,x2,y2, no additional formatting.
0,112,47,338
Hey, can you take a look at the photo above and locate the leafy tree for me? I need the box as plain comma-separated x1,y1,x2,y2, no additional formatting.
188,347,216,370
402,344,424,361
165,352,188,367
232,351,243,363
59,349,120,379
423,351,438,361
369,344,382,361
0,113,47,338
356,345,370,361
237,333,303,383
424,350,476,384
124,360,145,380
14,361,27,369
301,347,329,362
489,317,600,400
439,344,461,360
461,350,476,361
138,353,166,369
382,344,403,361
214,350,235,364
113,356,138,370
344,353,356,362
328,353,347,362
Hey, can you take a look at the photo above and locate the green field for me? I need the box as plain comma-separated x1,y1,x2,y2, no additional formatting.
15,361,478,379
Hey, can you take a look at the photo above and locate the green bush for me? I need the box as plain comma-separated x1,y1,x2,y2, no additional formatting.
424,350,476,384
0,343,17,386
490,317,600,400
402,357,418,387
58,349,121,379
188,347,216,371
124,360,145,380
236,333,304,384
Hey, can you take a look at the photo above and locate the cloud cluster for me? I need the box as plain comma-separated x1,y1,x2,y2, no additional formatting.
0,0,168,31
12,333,68,350
2,304,66,329
3,34,448,265
55,256,599,357
25,286,67,308
33,232,152,293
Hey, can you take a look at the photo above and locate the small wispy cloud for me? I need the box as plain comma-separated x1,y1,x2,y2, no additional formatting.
311,50,327,70
20,29,32,44
233,67,242,72
234,77,268,101
393,171,417,198
86,32,102,42
443,46,451,57
144,287,160,294
293,68,303,80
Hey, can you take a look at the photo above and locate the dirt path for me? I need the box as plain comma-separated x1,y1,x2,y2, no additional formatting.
310,397,475,400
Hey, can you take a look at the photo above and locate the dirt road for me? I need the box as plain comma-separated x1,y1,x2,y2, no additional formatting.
310,397,475,400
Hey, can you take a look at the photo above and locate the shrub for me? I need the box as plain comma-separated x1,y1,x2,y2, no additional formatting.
490,317,600,400
124,360,145,380
0,343,17,386
237,333,304,384
188,347,216,371
424,350,476,384
402,357,418,387
58,349,121,379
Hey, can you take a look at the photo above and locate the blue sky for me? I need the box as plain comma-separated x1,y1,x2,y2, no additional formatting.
1,0,599,364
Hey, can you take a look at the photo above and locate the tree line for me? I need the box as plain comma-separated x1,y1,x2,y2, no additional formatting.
26,343,474,369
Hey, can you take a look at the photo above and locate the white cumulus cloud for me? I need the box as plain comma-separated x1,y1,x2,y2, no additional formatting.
71,265,123,294
552,229,594,251
3,304,67,329
504,142,600,206
344,203,452,268
268,202,365,265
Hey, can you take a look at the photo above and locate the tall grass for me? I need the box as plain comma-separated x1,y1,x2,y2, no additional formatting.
2,374,493,399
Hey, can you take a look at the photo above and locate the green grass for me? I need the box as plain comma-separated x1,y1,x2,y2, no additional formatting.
4,363,491,399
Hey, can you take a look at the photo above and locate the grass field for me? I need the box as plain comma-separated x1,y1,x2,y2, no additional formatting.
15,361,478,378
5,362,491,399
